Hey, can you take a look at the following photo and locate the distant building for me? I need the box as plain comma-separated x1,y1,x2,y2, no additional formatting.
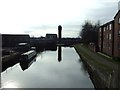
16,43,30,52
113,10,120,59
2,34,30,47
46,34,57,39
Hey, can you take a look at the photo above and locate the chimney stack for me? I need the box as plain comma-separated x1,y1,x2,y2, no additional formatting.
58,25,62,39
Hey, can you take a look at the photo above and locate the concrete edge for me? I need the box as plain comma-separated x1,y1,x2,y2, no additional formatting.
74,45,116,89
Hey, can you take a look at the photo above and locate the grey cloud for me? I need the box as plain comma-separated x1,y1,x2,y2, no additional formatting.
85,3,118,24
31,24,80,30
31,25,57,30
24,30,33,33
23,25,57,34
63,24,80,29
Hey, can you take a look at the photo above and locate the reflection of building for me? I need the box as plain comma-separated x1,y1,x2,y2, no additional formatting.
46,34,57,39
2,34,30,47
98,8,120,59
45,46,57,51
58,46,62,62
20,57,36,71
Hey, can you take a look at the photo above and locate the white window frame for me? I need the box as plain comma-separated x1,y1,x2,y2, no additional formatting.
99,28,101,32
106,34,108,39
109,24,112,30
104,27,105,32
119,30,120,35
109,34,111,40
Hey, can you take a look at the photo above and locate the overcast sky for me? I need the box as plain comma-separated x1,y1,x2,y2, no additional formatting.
0,0,120,37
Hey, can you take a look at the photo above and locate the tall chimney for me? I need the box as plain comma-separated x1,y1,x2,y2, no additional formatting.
58,25,62,38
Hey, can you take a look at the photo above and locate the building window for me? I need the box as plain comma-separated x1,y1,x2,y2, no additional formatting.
119,30,120,35
119,18,120,24
99,28,101,32
107,25,108,30
109,34,111,40
108,43,110,49
109,24,112,30
106,34,108,39
104,27,105,32
118,43,120,49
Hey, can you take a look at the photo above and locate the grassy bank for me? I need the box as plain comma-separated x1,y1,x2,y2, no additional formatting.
74,44,119,89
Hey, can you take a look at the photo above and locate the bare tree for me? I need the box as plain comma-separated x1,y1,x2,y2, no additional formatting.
80,20,100,44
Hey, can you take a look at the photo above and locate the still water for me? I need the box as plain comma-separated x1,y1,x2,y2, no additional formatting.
1,47,94,88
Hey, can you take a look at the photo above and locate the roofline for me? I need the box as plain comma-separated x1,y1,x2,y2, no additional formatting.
114,10,120,19
46,34,57,35
100,20,114,27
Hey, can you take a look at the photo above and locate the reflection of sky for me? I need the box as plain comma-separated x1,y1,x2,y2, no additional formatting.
2,80,19,88
0,0,119,37
1,47,94,88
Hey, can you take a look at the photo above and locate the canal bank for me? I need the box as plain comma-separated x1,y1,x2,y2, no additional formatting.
74,44,120,89
2,52,21,72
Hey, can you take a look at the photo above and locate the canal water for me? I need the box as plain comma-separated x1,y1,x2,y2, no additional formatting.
1,47,94,88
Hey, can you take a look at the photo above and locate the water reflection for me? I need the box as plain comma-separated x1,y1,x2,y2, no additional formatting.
44,46,57,51
1,47,94,88
2,80,19,88
2,56,19,72
36,45,57,52
2,46,58,72
58,46,62,62
78,59,88,75
19,57,36,71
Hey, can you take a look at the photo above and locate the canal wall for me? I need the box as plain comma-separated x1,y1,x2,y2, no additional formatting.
74,44,119,89
2,52,20,72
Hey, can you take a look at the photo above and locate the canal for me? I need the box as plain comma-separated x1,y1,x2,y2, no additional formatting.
1,47,94,88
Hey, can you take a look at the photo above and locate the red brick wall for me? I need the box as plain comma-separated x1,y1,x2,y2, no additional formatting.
114,11,120,58
98,10,120,59
98,26,104,52
102,21,114,56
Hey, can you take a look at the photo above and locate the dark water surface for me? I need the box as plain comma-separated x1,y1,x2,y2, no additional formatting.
1,47,94,88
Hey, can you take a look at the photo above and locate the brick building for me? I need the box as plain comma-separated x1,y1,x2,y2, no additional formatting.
98,26,103,52
113,10,120,59
98,10,120,59
98,21,114,56
103,21,114,56
46,34,57,39
2,34,30,47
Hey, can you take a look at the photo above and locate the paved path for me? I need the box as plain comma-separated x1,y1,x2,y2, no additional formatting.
75,44,119,70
